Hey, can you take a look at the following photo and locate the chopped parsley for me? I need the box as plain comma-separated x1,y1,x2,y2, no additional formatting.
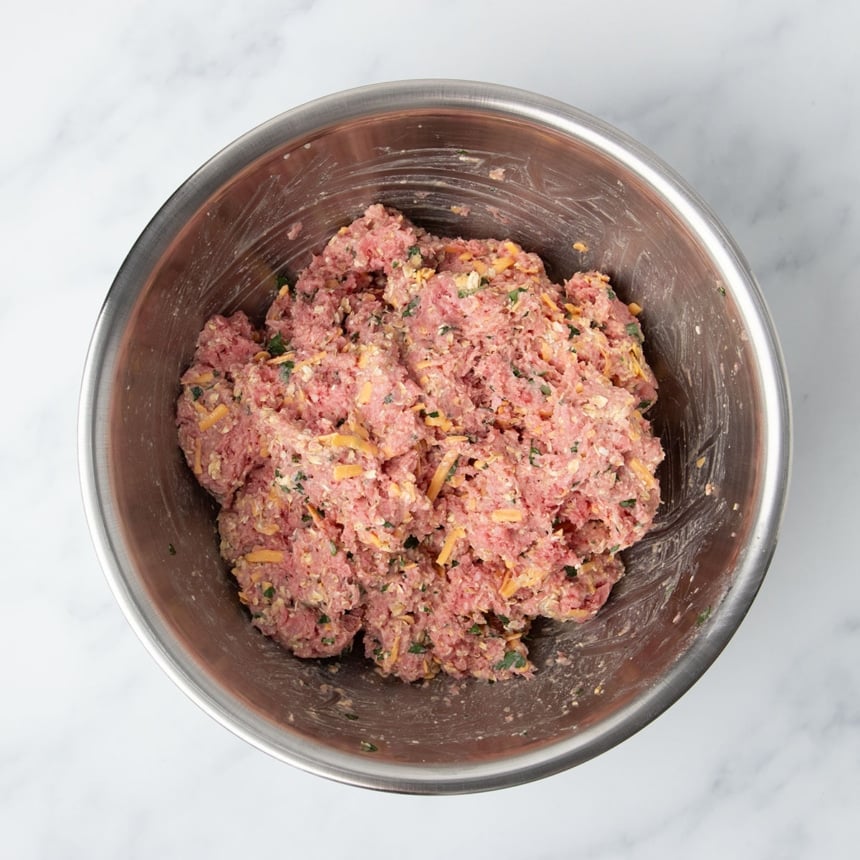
402,296,420,317
563,565,578,578
190,385,203,401
567,325,580,339
495,651,526,671
446,456,460,481
637,400,652,411
359,741,378,753
457,277,490,298
467,624,482,635
383,392,394,404
540,384,552,397
382,520,395,529
511,364,526,379
328,540,338,555
321,637,336,645
408,642,428,654
427,410,440,418
279,360,295,383
497,614,510,627
529,445,540,466
619,499,636,508
696,607,712,626
625,322,642,341
508,287,525,304
570,442,579,453
609,544,620,554
267,332,288,356
263,586,276,599
438,324,453,335
606,287,617,300
318,614,331,624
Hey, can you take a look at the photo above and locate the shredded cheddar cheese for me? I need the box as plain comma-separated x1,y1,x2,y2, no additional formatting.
333,463,365,480
192,437,202,475
197,403,230,432
427,450,460,501
491,508,524,523
436,526,466,565
319,433,379,456
356,380,373,406
245,549,284,564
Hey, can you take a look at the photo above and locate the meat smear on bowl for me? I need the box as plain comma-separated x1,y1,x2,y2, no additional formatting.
177,205,663,682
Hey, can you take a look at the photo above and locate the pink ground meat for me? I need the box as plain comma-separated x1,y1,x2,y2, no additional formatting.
177,204,663,682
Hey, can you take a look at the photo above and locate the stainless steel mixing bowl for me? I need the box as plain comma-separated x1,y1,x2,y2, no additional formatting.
79,80,790,793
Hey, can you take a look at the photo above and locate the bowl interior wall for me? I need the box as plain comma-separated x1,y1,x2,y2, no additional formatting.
106,108,762,765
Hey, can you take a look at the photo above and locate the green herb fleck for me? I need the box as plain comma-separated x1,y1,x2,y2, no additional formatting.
190,386,203,401
267,332,288,356
540,384,551,397
406,245,421,259
279,360,295,383
508,287,524,304
696,607,712,626
321,637,336,645
563,565,578,578
625,322,642,341
167,543,176,556
495,651,526,671
529,445,540,466
570,442,579,453
383,393,394,404
450,559,460,568
276,273,292,292
511,364,526,379
318,614,330,624
344,713,359,721
606,287,617,300
372,647,383,659
329,540,338,555
609,544,620,554
263,586,276,599
446,456,460,481
402,296,420,317
408,642,428,654
438,324,453,335
567,325,580,339
404,535,420,550
380,583,390,593
619,499,636,508
360,741,378,753
717,285,727,296
497,614,510,627
467,624,482,635
427,410,440,418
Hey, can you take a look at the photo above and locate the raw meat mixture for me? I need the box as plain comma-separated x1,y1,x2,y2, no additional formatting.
177,205,663,682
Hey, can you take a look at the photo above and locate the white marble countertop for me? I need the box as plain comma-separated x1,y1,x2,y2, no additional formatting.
3,1,858,857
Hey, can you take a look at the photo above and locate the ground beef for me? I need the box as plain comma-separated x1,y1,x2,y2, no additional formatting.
177,204,663,682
